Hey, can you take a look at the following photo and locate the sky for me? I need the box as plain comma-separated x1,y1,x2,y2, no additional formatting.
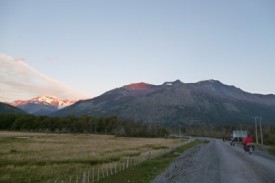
1,0,275,102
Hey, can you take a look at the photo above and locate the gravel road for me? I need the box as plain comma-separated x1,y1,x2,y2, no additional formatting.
152,139,275,183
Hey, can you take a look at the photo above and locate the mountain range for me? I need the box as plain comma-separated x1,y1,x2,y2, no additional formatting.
54,80,275,126
10,96,76,115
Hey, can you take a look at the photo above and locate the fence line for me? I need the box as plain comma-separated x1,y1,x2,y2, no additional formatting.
54,139,193,183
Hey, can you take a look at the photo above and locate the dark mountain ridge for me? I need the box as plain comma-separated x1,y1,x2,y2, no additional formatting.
54,80,275,126
0,102,26,114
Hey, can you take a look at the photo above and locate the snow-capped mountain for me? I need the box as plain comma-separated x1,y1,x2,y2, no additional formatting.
10,96,76,115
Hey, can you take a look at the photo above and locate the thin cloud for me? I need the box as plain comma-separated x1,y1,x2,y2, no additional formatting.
0,53,89,102
46,56,59,62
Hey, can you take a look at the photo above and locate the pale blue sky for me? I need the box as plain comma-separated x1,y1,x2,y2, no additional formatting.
1,0,275,101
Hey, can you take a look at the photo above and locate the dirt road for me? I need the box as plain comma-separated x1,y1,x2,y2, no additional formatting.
152,139,275,183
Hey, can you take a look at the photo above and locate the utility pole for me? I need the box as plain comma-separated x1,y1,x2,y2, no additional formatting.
179,125,181,138
260,117,263,146
254,117,259,144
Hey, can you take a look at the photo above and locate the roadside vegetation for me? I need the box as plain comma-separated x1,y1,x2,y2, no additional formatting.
0,131,181,183
264,134,275,155
269,147,275,155
99,140,202,183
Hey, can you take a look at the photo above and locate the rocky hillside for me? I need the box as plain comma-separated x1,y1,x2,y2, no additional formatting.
54,80,275,126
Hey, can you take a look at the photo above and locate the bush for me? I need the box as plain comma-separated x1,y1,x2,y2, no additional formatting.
269,147,275,155
264,134,275,145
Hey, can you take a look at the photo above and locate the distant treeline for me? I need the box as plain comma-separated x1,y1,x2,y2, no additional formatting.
0,114,168,137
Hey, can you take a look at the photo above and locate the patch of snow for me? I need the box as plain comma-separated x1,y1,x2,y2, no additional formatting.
11,96,76,108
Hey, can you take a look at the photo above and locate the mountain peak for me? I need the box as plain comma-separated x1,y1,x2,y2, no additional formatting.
198,79,222,84
124,82,154,90
10,96,77,114
163,79,182,86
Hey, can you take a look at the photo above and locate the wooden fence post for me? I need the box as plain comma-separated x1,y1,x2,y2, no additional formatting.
92,168,95,183
97,168,100,182
106,164,109,177
126,156,129,168
82,172,86,183
110,164,113,175
130,158,133,166
129,157,131,167
102,167,105,178
147,152,151,160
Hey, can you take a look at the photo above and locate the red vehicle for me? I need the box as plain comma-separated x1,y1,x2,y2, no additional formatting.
243,135,254,154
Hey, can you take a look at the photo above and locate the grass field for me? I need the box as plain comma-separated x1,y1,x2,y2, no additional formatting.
0,131,181,183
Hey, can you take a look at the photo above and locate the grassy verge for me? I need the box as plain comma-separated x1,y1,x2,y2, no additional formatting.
0,131,181,183
99,140,202,183
268,147,275,155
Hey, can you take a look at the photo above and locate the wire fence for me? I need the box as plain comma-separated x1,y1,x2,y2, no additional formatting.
53,138,193,183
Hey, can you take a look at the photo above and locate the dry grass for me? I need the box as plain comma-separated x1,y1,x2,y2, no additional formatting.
0,131,180,182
